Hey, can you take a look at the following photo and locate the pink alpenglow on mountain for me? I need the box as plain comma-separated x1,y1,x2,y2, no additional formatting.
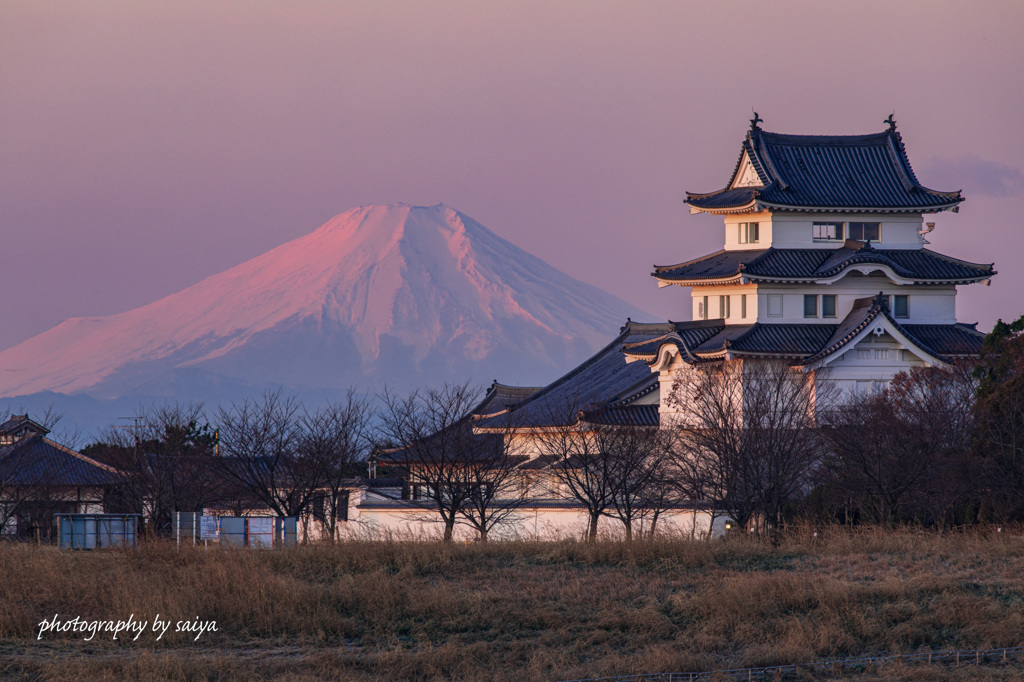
0,204,652,401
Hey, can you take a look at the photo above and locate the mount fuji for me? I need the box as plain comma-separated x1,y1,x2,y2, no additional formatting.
0,204,652,428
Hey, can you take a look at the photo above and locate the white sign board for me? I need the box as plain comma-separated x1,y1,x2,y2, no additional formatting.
199,515,219,540
247,517,274,548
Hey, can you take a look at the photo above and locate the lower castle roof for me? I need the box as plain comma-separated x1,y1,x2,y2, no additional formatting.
622,299,984,366
654,242,994,285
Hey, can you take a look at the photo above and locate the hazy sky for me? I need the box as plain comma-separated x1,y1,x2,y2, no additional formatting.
2,1,1022,350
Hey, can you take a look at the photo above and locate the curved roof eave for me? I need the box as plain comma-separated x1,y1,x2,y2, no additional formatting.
754,200,963,214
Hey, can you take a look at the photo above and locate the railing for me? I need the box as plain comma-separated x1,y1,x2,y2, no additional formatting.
556,646,1024,681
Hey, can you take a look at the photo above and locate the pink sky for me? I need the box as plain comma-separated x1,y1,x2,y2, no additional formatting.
2,1,1022,350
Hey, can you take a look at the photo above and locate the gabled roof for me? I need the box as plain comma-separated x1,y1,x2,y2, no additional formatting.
901,323,987,358
471,381,544,418
474,320,670,430
654,242,994,286
0,434,119,486
797,293,984,366
686,120,963,214
619,320,726,362
694,324,838,357
0,414,50,438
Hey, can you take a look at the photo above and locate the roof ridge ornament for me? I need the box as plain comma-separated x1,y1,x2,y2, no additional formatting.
885,113,897,132
750,111,763,131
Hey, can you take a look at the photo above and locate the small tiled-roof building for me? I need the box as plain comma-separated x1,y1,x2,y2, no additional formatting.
0,416,120,540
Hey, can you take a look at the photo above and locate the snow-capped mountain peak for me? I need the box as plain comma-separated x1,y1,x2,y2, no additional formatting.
0,204,652,400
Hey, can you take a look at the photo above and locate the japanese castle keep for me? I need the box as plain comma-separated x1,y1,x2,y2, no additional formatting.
359,117,996,539
470,116,995,435
619,116,994,420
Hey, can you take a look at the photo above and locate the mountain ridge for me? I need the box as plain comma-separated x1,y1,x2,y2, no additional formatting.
0,204,654,401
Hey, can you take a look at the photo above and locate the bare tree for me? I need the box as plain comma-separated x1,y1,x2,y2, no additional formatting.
974,316,1024,520
375,383,527,542
535,401,615,543
299,391,371,542
587,416,676,542
215,391,327,518
86,403,220,535
668,359,830,536
818,365,976,526
455,430,528,542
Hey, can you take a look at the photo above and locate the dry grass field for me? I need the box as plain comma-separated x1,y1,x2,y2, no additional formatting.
2,528,1024,681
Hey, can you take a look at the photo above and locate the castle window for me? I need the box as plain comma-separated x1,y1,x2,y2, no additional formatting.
893,295,909,318
740,294,747,319
697,295,709,320
767,294,783,317
848,222,880,241
856,349,871,360
874,349,889,360
803,295,818,318
738,222,759,244
822,295,837,318
719,295,730,318
813,222,844,241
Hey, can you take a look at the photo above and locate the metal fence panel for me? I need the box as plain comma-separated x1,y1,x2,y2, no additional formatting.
173,512,199,546
219,517,247,549
276,517,298,548
58,514,138,549
97,516,136,547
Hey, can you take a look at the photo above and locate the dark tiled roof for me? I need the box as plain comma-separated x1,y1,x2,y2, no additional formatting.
799,295,985,365
475,321,671,429
620,320,725,359
902,324,985,357
624,321,835,361
582,404,660,427
696,324,838,355
471,382,544,417
518,454,561,470
623,301,983,367
0,435,119,486
654,243,993,284
686,126,963,213
376,427,505,465
799,296,890,365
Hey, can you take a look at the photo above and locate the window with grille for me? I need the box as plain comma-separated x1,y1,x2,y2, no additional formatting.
804,294,818,318
893,295,909,318
848,222,880,241
822,295,837,318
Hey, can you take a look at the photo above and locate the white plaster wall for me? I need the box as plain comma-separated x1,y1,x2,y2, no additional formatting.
341,503,727,542
819,332,932,400
766,212,925,250
722,212,773,250
691,284,759,323
753,282,957,324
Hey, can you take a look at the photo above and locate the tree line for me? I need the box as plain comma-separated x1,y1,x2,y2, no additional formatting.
9,314,1023,542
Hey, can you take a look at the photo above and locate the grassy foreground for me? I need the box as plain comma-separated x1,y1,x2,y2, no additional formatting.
2,529,1024,681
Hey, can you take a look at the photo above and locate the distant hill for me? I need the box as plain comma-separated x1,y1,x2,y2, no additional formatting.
0,204,653,434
